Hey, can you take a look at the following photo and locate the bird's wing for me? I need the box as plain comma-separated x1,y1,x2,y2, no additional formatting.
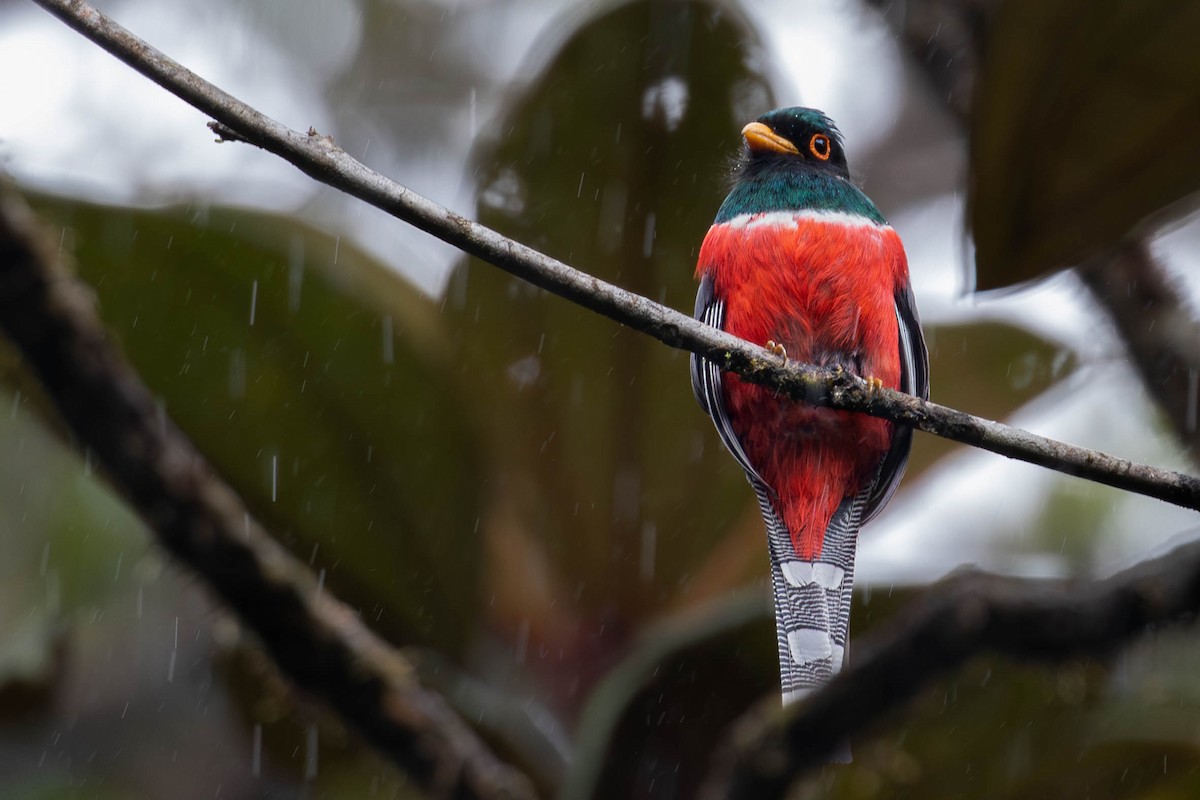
688,271,717,411
861,281,930,523
691,271,768,489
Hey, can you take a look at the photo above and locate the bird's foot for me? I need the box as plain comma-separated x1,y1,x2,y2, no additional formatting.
864,375,884,393
766,339,788,360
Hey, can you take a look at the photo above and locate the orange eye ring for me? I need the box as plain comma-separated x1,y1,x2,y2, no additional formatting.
809,134,831,161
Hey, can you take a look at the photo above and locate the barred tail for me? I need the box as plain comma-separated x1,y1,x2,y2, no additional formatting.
756,487,866,762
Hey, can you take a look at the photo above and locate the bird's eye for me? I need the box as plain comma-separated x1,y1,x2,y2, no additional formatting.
809,134,831,161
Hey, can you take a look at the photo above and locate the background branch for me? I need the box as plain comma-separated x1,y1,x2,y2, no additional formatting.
29,0,1200,514
1079,242,1200,457
703,532,1200,799
0,185,535,800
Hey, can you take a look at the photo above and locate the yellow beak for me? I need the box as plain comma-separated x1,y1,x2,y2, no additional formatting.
741,122,799,155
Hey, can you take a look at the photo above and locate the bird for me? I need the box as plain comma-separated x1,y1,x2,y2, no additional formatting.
691,107,929,719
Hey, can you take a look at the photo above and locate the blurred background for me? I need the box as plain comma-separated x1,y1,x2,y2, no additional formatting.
2,0,1200,797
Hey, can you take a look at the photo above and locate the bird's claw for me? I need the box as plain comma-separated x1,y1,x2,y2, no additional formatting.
864,375,884,393
766,339,788,360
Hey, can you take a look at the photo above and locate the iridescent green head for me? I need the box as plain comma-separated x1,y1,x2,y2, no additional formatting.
714,107,884,224
739,107,849,180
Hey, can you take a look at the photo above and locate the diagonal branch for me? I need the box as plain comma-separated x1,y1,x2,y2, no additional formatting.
0,188,535,799
701,534,1200,799
28,0,1200,513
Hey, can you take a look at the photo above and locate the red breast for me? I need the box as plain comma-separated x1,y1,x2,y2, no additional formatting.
697,213,907,557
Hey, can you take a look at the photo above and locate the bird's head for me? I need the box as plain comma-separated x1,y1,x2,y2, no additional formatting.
737,107,850,180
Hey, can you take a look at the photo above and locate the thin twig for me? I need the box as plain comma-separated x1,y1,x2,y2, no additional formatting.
208,119,253,145
0,187,536,799
28,0,1200,513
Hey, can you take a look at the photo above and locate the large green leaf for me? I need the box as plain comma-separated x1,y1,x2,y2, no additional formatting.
444,0,772,647
969,0,1200,290
30,194,482,654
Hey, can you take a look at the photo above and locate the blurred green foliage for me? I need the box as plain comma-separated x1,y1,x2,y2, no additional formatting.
445,0,773,689
36,194,485,655
3,0,1200,797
